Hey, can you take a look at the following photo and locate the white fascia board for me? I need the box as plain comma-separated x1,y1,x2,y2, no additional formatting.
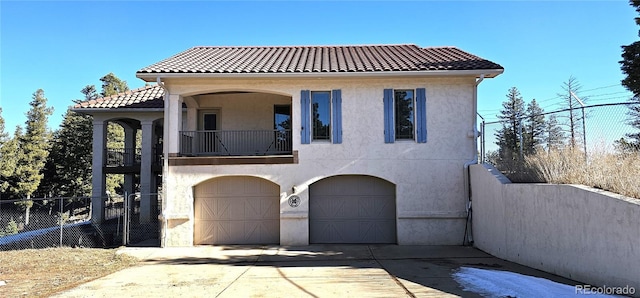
136,69,504,81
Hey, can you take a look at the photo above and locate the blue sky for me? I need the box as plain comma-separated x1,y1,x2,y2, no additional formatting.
0,1,636,133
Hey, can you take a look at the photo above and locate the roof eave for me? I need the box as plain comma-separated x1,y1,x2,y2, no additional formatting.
136,69,504,82
71,108,166,113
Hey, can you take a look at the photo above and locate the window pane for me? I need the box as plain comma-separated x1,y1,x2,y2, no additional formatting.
274,105,291,130
312,91,331,140
395,90,414,139
203,113,217,131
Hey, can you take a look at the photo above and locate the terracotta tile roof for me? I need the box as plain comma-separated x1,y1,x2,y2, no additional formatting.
137,44,503,75
73,85,164,110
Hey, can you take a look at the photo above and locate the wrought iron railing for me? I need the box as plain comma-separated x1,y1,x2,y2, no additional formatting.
105,147,163,167
179,130,292,156
105,148,141,166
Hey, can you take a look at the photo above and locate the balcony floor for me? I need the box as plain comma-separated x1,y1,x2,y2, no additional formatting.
168,151,298,166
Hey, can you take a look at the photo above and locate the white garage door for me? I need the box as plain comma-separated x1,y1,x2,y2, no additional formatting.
309,175,396,244
194,176,280,245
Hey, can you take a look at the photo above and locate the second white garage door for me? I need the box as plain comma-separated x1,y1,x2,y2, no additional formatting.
309,175,397,244
194,176,280,245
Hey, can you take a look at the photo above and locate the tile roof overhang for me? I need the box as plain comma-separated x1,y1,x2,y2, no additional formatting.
136,44,504,81
72,84,165,112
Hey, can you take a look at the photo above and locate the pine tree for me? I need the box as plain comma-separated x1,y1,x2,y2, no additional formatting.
523,99,546,155
13,89,53,224
0,108,10,195
0,124,19,197
620,0,640,150
557,76,586,149
495,87,526,161
0,108,7,147
100,73,129,97
40,110,93,197
545,114,565,151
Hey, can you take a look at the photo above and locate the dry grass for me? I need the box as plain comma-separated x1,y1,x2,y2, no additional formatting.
0,247,138,297
525,148,640,199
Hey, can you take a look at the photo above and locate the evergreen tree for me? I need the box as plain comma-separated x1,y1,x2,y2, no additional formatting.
545,114,565,151
81,85,98,100
0,108,10,195
557,76,586,149
0,108,7,147
100,73,129,97
39,110,93,197
14,89,53,224
0,126,20,197
495,87,525,161
620,0,640,149
523,99,546,155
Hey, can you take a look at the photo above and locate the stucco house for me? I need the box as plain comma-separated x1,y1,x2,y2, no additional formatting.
74,44,503,247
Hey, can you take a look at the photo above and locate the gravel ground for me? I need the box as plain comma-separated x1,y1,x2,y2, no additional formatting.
0,247,137,297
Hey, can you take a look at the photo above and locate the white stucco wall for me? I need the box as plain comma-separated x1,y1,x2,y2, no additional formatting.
195,92,290,131
160,76,479,246
470,163,640,292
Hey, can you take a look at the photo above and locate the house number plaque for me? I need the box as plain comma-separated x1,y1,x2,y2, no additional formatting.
288,195,300,207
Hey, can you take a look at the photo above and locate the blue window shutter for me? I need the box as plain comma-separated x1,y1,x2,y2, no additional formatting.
332,89,342,144
383,89,394,143
300,90,310,144
416,88,427,143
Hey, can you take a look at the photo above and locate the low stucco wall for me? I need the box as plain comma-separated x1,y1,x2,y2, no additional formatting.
470,163,640,292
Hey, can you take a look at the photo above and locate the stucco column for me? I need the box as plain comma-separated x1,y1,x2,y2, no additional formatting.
161,93,184,247
186,107,197,131
166,94,183,155
139,119,155,223
91,120,107,223
122,124,136,199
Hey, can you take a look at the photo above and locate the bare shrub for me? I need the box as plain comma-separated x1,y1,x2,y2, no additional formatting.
525,148,640,199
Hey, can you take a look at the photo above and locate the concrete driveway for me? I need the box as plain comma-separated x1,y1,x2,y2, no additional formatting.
52,245,580,297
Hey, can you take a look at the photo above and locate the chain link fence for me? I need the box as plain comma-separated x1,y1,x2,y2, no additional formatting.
0,193,162,251
479,102,640,164
478,102,640,193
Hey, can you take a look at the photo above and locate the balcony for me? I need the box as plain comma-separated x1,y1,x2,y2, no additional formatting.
179,130,292,156
105,147,163,173
106,148,142,167
172,130,296,166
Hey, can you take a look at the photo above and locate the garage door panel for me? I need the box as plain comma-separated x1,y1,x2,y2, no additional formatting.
194,177,280,245
311,219,396,243
310,176,396,244
244,197,280,219
358,196,396,218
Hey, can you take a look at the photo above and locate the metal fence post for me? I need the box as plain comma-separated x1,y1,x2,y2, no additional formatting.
59,197,63,247
123,191,128,246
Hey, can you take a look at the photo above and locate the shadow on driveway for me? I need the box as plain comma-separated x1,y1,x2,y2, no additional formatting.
92,245,581,297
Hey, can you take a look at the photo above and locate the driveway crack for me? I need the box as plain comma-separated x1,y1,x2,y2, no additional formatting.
215,247,263,297
367,245,416,298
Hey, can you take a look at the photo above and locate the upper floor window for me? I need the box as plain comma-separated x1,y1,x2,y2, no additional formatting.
384,88,427,143
394,90,414,140
312,91,331,140
300,90,342,144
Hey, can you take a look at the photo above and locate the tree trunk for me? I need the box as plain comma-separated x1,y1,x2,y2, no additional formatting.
25,194,31,226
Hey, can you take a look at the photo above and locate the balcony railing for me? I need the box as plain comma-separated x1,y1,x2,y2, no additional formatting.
180,130,292,156
105,146,163,167
106,148,141,167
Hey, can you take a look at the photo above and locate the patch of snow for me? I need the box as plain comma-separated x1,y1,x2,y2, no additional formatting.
0,221,90,245
452,267,622,298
